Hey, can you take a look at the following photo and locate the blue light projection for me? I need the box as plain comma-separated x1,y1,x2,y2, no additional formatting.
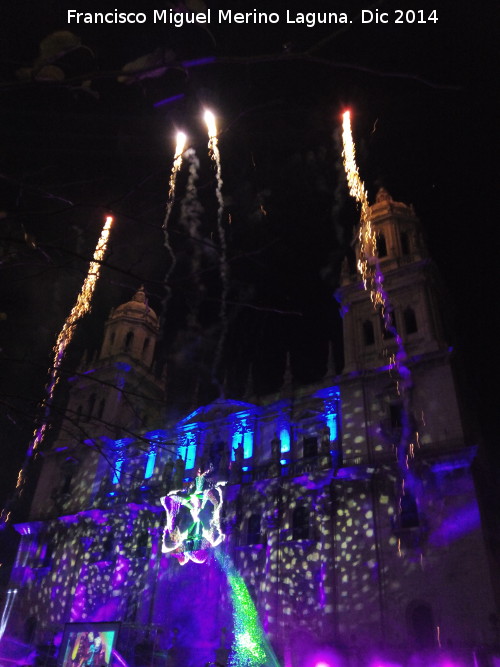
178,427,197,470
242,431,253,460
110,430,170,483
111,438,133,484
315,386,340,441
279,428,290,454
144,448,156,479
231,412,255,461
144,430,167,478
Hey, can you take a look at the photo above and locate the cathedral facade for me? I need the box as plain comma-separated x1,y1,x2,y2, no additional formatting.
3,191,496,666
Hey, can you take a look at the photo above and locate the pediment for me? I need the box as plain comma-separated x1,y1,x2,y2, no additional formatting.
178,398,260,426
295,407,322,422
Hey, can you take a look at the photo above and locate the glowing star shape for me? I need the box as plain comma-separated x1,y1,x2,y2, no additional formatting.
160,468,226,565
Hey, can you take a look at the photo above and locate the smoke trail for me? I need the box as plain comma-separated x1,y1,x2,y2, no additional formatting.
1,215,114,524
215,551,281,667
162,132,187,313
179,148,204,322
204,109,229,389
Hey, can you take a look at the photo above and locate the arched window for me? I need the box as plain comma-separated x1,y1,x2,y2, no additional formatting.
303,436,318,459
60,457,78,496
86,394,96,421
293,505,310,541
61,472,73,496
102,534,114,559
143,338,150,358
247,514,261,545
400,231,410,255
97,398,106,420
125,331,134,351
136,531,149,558
404,307,418,334
363,320,375,346
110,331,115,346
376,233,387,258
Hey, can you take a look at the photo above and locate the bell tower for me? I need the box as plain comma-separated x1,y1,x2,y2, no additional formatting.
338,188,448,374
61,286,164,440
29,287,165,519
99,286,158,368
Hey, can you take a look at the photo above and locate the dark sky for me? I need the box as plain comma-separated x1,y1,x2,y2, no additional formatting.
0,0,498,526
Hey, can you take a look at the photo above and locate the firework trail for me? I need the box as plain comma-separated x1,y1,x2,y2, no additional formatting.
204,109,228,388
341,111,416,505
164,131,187,230
1,215,114,524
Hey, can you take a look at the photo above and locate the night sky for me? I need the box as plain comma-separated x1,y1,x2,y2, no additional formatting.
0,0,497,541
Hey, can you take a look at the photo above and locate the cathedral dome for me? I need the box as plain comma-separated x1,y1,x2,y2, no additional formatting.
112,286,158,328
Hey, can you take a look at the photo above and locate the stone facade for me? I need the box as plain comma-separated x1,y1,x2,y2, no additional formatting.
3,192,496,667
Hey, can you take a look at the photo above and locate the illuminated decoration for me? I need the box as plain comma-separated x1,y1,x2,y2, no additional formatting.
0,215,114,525
161,468,226,565
204,108,228,380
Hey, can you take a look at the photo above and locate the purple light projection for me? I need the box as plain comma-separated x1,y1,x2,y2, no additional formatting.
429,501,480,546
302,647,343,667
153,93,185,108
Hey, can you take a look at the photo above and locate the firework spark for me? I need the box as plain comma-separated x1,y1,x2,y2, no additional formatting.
6,214,114,512
341,110,407,355
164,131,187,232
341,111,379,304
341,110,417,530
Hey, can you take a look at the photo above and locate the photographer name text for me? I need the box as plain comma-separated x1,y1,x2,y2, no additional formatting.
67,9,439,28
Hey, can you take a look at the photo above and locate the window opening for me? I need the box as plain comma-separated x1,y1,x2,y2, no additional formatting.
293,505,310,540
